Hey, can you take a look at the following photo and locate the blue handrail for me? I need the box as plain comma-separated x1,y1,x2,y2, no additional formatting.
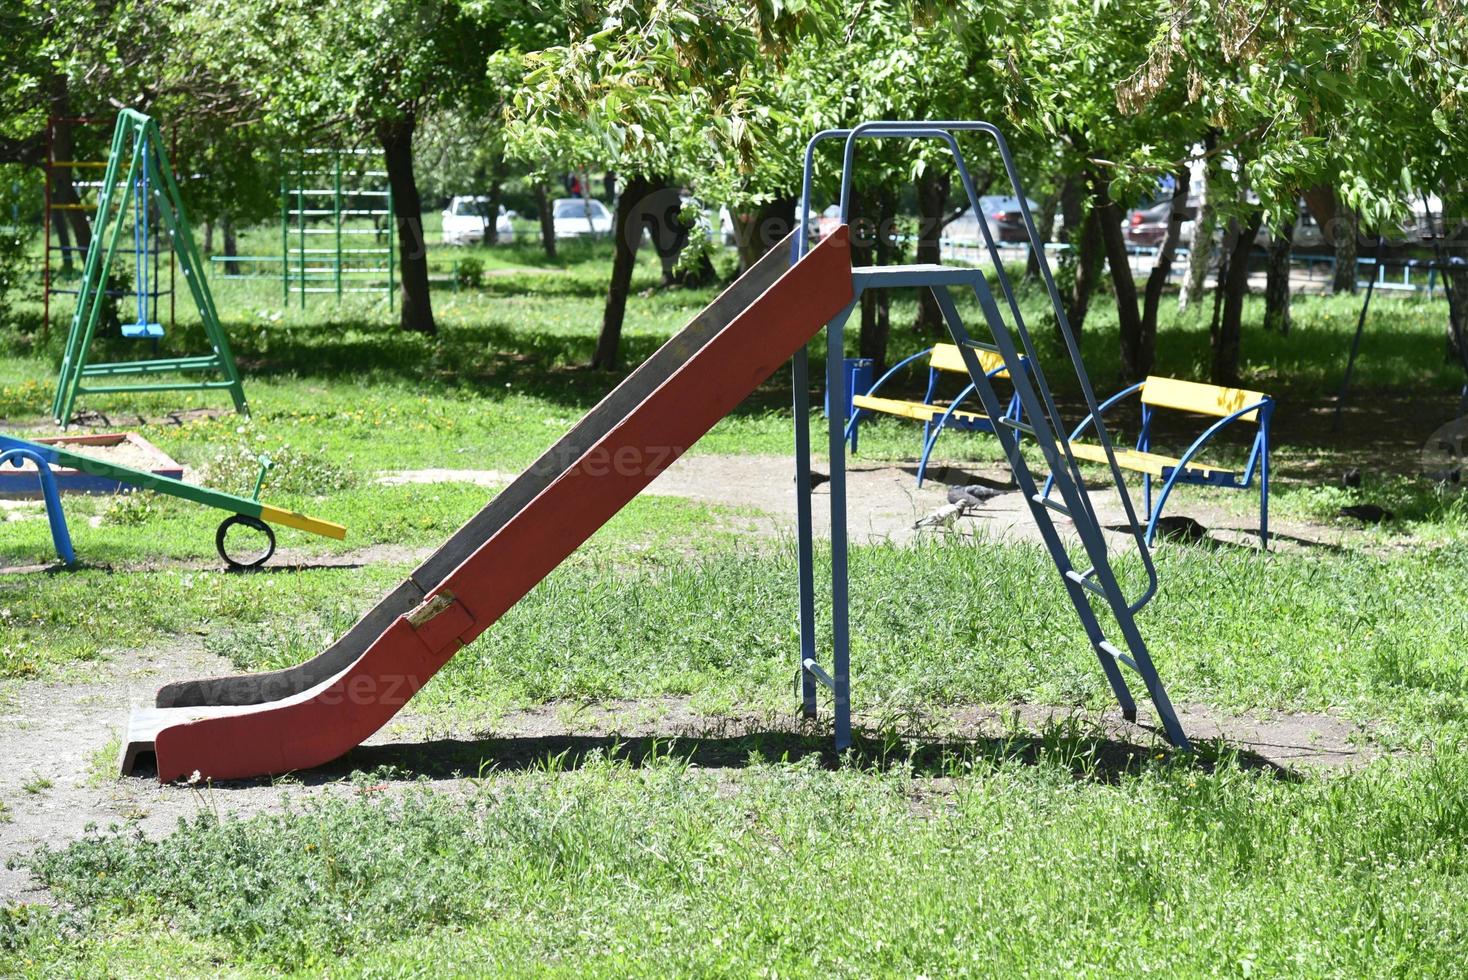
799,120,1158,599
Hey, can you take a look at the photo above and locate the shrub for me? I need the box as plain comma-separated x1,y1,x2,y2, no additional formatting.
101,490,162,527
198,441,355,497
0,379,49,419
455,256,484,290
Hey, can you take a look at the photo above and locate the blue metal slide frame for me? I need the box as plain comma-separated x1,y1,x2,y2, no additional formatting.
789,120,1190,752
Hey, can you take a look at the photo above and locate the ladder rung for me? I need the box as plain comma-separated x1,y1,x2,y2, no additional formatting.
962,338,1001,355
1002,417,1035,436
1064,569,1108,599
802,658,836,691
1097,640,1138,672
1031,492,1071,518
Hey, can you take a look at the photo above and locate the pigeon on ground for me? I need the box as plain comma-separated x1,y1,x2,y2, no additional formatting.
1153,514,1209,543
1339,503,1393,524
947,484,1006,507
793,471,830,491
913,501,969,530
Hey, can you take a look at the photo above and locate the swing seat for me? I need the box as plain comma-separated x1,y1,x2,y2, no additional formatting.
122,322,165,340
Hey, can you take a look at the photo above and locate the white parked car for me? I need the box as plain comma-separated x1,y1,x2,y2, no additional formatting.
551,197,613,239
441,196,514,245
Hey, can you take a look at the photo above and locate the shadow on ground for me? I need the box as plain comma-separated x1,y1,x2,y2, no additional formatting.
138,718,1300,791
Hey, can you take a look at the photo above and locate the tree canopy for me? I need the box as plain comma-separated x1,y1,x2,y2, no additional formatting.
2,0,1465,374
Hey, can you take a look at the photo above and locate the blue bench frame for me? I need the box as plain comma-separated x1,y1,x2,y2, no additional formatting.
1047,379,1274,548
1,447,76,565
843,345,1024,486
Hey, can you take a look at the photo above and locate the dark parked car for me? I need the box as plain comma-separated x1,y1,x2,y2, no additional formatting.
1124,199,1188,248
987,196,1039,243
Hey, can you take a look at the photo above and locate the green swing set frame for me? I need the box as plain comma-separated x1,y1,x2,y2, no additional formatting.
52,109,248,427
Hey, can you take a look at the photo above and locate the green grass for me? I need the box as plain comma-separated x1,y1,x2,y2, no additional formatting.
10,516,1462,739
208,532,1461,740
7,748,1468,975
0,492,752,677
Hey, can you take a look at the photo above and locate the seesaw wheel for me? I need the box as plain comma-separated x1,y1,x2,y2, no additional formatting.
216,515,277,570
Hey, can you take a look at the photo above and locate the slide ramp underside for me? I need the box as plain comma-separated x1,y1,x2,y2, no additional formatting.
123,228,853,780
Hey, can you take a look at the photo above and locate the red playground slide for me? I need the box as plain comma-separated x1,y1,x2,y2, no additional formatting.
123,228,854,781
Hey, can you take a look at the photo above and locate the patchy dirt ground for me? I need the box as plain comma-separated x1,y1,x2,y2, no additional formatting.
0,539,433,577
0,640,1384,905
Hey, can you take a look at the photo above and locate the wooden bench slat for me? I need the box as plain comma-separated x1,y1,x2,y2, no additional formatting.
929,343,1007,377
852,394,994,425
1140,376,1266,422
1066,441,1233,479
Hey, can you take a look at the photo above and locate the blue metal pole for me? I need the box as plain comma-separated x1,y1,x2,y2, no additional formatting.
825,299,858,751
792,345,818,717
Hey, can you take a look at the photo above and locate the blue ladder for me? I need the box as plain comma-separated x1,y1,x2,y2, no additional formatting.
792,121,1189,751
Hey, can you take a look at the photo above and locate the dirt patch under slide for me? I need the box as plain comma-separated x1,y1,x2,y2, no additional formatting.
0,640,1385,905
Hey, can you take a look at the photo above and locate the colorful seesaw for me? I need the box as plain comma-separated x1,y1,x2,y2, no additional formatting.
0,432,345,568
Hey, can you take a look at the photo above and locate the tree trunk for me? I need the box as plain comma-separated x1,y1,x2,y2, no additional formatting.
1444,221,1468,364
379,114,435,335
203,221,214,254
1025,185,1061,282
1179,192,1214,312
1263,214,1295,334
852,186,896,370
1209,221,1232,343
1133,165,1191,374
859,288,891,371
484,146,507,246
484,180,503,245
1331,193,1358,294
533,180,557,260
638,177,715,289
1179,131,1218,312
1211,211,1263,385
592,173,652,370
222,214,241,277
663,250,716,288
1093,170,1148,379
1300,185,1335,232
54,202,74,273
913,165,951,335
1060,174,1104,336
734,194,795,273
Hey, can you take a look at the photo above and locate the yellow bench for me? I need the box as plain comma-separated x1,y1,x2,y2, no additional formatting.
1048,376,1274,547
845,343,1025,486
